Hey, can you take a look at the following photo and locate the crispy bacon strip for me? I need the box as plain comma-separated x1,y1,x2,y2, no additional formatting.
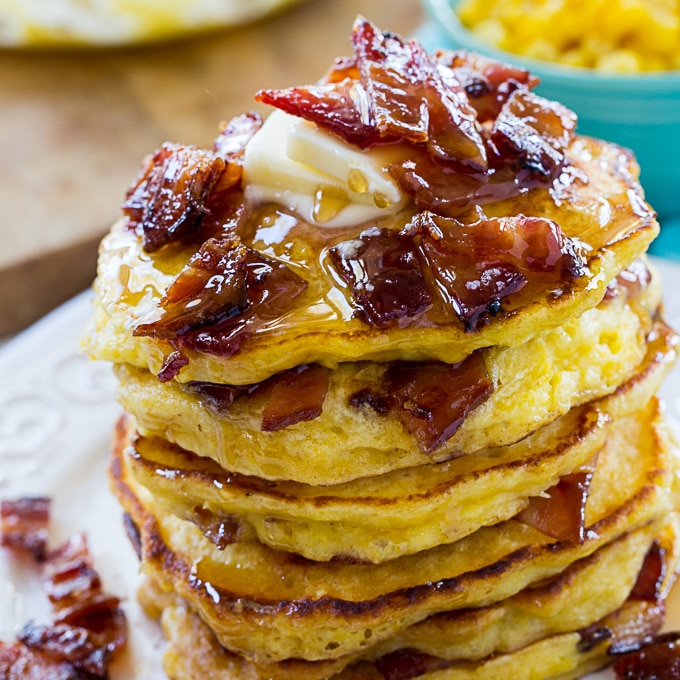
1,497,51,561
212,112,262,164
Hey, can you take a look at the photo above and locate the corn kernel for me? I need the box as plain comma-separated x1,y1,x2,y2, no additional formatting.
455,0,680,72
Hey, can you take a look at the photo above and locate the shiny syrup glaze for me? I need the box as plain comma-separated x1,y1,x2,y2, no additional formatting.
128,18,592,366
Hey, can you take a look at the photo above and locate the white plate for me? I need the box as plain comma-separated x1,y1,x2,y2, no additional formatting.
1,258,680,680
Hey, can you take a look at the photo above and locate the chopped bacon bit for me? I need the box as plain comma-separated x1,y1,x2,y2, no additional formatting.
517,470,594,543
135,235,308,359
577,624,613,653
1,497,51,561
212,112,262,164
613,631,680,678
157,350,190,383
257,17,488,171
491,89,576,180
193,507,242,551
329,227,432,327
184,364,330,431
0,506,127,679
386,354,492,453
608,602,667,656
0,640,92,679
260,364,331,432
135,237,249,338
630,540,667,603
18,621,112,677
123,142,243,252
350,17,487,169
407,210,587,330
183,380,257,412
436,50,539,122
350,353,492,454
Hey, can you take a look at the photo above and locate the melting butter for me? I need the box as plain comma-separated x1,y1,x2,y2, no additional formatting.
242,110,409,227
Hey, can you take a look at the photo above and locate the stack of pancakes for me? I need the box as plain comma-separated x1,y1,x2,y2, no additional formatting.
85,18,680,680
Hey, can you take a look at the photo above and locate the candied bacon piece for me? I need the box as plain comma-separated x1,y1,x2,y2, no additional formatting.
407,210,587,330
157,350,190,383
134,237,249,338
18,622,112,677
123,142,241,252
613,632,680,678
176,247,308,358
256,82,382,149
351,17,486,169
350,354,492,454
491,89,576,179
386,354,492,454
629,540,667,603
212,112,262,164
0,512,127,679
257,17,487,170
389,152,523,217
1,496,51,561
436,50,539,122
260,364,331,432
185,365,330,431
517,469,594,543
0,641,91,680
329,226,432,327
183,380,258,412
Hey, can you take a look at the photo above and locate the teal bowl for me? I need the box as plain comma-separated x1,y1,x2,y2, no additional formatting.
420,0,680,221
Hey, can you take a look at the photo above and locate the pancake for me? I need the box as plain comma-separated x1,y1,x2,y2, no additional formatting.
138,514,679,680
114,266,667,485
120,321,677,563
110,396,676,663
84,134,658,387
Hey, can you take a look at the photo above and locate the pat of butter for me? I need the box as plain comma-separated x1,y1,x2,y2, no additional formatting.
243,109,409,227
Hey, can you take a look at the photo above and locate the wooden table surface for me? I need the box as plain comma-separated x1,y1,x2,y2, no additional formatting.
0,0,425,335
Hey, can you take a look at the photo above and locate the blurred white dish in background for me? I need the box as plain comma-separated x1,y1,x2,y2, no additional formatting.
0,0,303,47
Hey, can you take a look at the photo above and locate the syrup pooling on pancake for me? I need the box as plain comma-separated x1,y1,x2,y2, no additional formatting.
105,15,616,380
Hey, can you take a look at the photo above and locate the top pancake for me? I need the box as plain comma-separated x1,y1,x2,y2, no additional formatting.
83,20,659,386
86,135,657,386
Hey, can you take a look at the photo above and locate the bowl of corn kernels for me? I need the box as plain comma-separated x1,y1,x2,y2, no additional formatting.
420,0,680,222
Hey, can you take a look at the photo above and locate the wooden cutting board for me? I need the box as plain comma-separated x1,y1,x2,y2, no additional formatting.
0,0,424,335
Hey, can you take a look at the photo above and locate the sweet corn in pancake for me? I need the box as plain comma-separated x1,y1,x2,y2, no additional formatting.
114,268,664,485
84,135,658,387
138,515,679,680
110,397,676,663
121,325,677,563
